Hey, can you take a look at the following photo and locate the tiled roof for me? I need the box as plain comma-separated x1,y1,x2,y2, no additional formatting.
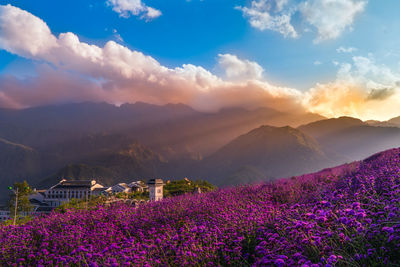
92,187,110,192
53,180,94,189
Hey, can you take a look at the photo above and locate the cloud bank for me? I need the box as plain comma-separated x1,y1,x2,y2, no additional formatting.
0,4,399,121
0,4,302,113
306,56,400,120
218,54,264,81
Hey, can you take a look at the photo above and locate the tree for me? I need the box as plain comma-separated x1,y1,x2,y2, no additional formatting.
164,178,216,197
8,181,33,223
56,195,108,213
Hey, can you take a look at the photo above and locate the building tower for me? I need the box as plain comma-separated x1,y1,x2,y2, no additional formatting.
147,179,164,201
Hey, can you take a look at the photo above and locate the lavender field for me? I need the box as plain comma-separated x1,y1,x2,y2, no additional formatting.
1,148,400,266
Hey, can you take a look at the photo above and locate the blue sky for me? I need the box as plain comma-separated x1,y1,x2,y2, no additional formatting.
1,0,399,89
0,0,400,120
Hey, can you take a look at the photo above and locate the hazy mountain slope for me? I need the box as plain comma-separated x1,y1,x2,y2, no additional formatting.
298,117,365,139
387,116,400,127
36,136,167,188
0,132,168,200
299,117,400,161
0,138,40,178
133,107,325,158
202,126,332,186
0,102,326,201
0,102,201,149
37,164,117,189
0,102,324,158
0,138,40,203
365,120,399,127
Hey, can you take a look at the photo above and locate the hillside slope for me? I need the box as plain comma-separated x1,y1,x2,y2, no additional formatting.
0,102,324,157
0,102,325,197
1,148,400,266
299,116,400,161
202,125,332,186
38,137,167,188
0,138,40,203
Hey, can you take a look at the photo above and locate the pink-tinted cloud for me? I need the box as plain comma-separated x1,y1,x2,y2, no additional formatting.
0,4,399,121
0,4,305,113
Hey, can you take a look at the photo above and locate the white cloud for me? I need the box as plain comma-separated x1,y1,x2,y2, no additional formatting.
236,0,298,38
106,0,161,20
306,55,400,120
238,0,367,42
0,4,303,113
0,4,399,121
300,0,367,43
0,4,58,58
275,0,289,12
336,46,358,53
314,60,322,66
218,54,264,81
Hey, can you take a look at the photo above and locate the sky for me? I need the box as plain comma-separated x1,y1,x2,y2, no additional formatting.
0,0,400,120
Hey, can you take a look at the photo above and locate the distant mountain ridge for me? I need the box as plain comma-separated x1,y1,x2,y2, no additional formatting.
0,138,40,203
0,102,324,203
298,116,400,161
298,116,365,139
202,125,331,186
0,102,324,154
2,102,400,204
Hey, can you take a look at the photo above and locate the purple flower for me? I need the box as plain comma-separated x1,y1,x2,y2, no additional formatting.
274,258,285,266
382,226,394,234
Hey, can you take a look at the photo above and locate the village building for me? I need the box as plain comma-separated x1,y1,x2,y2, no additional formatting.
0,208,10,222
110,183,131,194
42,179,104,207
148,178,164,201
128,181,148,192
1,178,165,223
91,187,112,196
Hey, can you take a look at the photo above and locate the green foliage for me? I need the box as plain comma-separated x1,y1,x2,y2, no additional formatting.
115,192,126,199
8,180,33,217
56,196,107,213
56,191,150,213
52,179,215,213
116,191,149,201
2,215,33,226
164,178,215,197
127,191,149,200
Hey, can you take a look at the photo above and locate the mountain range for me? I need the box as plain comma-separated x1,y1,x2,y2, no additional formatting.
1,101,400,204
201,125,331,186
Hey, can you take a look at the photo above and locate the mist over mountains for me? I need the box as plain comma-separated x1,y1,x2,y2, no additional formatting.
1,101,400,204
201,125,331,186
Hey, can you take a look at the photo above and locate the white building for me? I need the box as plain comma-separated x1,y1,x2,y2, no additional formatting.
110,183,131,194
128,181,148,192
43,179,104,207
0,209,10,222
0,209,35,221
147,179,164,201
91,187,111,196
